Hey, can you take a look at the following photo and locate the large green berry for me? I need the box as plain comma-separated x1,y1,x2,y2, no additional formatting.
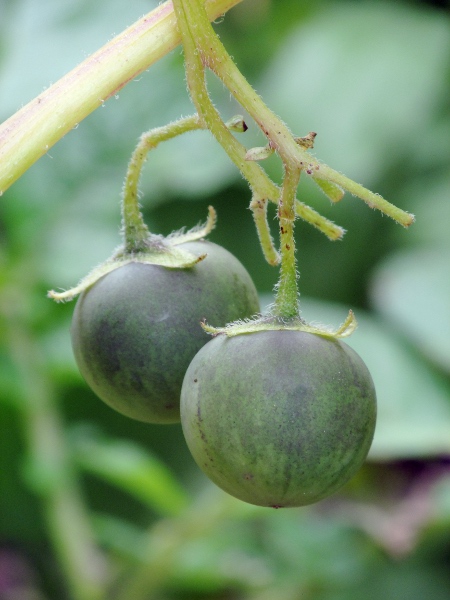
71,240,259,424
181,330,376,507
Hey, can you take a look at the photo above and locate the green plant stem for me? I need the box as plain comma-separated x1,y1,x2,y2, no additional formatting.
176,0,414,228
173,0,272,194
172,0,344,242
184,0,303,166
0,0,244,195
174,0,415,317
273,165,302,318
122,115,203,251
2,283,107,600
176,0,307,318
249,195,280,266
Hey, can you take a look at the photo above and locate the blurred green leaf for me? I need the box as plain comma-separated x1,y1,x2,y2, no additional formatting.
263,509,369,590
370,248,450,374
71,426,190,517
0,0,160,116
393,174,450,250
92,512,148,561
298,297,450,460
171,517,273,593
0,348,22,409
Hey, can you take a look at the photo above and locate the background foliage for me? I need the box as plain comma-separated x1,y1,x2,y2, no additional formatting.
1,0,450,598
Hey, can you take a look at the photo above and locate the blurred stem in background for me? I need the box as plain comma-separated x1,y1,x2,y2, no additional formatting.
1,276,108,600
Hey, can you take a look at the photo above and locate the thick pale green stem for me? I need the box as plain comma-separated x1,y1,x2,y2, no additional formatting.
0,0,243,195
122,115,203,251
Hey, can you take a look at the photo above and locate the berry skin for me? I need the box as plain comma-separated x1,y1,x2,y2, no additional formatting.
181,329,376,507
71,240,259,424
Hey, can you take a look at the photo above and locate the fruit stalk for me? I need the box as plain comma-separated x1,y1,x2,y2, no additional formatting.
176,0,309,318
273,164,302,319
249,194,280,266
122,115,203,252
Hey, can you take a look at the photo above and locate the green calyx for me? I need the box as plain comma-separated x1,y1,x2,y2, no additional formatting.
201,309,357,340
48,206,217,302
48,110,249,303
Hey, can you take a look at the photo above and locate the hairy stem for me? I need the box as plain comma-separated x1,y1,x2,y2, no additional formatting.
176,0,414,228
122,115,203,251
172,0,344,243
273,165,302,318
173,0,274,196
185,0,302,165
249,195,280,266
177,0,307,317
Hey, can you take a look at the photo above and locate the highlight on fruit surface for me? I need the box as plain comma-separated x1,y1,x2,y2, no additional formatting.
180,329,377,507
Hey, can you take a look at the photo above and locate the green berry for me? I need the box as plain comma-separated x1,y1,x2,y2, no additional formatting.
71,240,259,424
181,329,376,507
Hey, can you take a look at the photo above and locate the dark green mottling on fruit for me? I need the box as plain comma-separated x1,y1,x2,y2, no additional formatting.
71,240,259,423
180,330,376,507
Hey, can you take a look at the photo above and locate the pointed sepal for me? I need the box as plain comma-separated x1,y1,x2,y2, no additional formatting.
201,309,357,340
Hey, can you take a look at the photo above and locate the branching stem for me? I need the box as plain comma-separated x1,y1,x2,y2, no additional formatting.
173,0,414,318
174,0,307,318
176,0,414,226
172,0,345,243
